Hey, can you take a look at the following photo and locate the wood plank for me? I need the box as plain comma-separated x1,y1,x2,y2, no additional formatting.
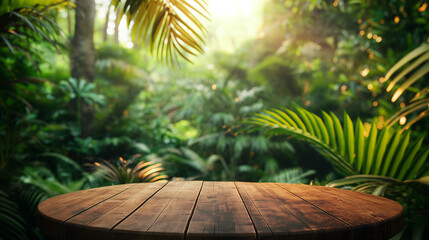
145,181,203,240
261,183,352,240
38,184,135,240
63,182,167,240
186,181,256,240
300,186,404,239
235,182,313,240
234,182,272,240
111,181,193,240
278,184,386,239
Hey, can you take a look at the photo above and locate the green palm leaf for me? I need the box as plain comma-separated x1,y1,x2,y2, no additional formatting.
0,2,71,60
247,107,428,181
326,175,401,195
112,0,209,66
0,191,29,240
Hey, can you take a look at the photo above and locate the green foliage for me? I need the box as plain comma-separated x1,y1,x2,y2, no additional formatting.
145,147,231,180
0,0,429,239
0,1,72,79
0,190,29,240
60,78,105,105
20,166,86,197
259,167,315,184
248,107,429,180
248,55,300,97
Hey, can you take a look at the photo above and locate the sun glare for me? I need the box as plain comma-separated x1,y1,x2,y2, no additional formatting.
206,0,264,53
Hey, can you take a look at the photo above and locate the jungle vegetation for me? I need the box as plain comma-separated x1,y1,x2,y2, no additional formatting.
0,0,428,239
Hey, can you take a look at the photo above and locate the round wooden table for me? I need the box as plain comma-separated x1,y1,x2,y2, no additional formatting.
38,181,404,240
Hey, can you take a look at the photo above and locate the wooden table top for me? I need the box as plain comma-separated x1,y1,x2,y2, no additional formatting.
38,181,403,240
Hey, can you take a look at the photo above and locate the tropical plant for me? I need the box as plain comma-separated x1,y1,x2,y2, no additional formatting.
60,77,105,128
382,43,429,130
247,107,429,180
90,155,168,184
112,0,209,66
0,190,29,240
0,125,20,172
259,167,315,184
0,0,72,72
60,78,105,106
145,147,231,180
20,166,87,197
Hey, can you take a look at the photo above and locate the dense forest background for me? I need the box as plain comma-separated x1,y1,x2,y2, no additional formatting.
1,0,428,239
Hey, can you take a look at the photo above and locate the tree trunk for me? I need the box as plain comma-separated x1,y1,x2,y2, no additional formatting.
71,0,96,137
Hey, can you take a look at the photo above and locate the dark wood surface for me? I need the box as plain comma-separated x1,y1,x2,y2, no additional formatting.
38,181,404,240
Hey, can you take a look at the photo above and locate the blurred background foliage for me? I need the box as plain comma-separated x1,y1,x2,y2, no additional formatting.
0,0,428,239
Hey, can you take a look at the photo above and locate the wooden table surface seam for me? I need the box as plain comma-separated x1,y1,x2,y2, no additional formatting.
38,181,404,240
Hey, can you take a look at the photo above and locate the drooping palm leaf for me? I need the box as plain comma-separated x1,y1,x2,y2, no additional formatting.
20,166,86,197
259,167,316,184
382,43,429,129
247,107,429,181
0,1,72,65
112,0,209,66
0,190,29,240
326,175,402,195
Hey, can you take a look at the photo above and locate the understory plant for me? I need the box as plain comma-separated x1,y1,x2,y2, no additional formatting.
247,107,429,192
90,154,168,184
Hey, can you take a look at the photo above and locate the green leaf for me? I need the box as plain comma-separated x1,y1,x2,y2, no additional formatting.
364,122,378,174
285,109,307,133
381,131,402,176
322,111,337,150
406,149,429,179
389,131,410,178
273,109,297,129
296,108,314,135
315,115,329,145
330,112,345,156
343,112,355,164
265,110,292,128
373,128,391,175
397,136,425,180
355,119,365,172
304,109,321,139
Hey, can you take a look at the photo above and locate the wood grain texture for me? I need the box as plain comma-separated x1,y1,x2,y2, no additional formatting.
38,184,135,239
186,181,256,240
37,181,404,240
63,182,167,240
112,181,202,240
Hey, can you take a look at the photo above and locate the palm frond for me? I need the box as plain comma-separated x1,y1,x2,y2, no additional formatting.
112,0,209,66
20,166,86,197
149,147,231,179
91,155,168,184
0,2,72,64
0,190,29,240
259,167,315,184
382,43,429,129
247,107,428,180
